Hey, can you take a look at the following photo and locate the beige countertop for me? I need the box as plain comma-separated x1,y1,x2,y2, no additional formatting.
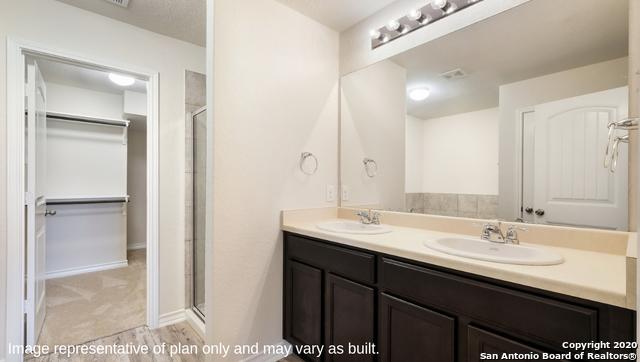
282,207,637,310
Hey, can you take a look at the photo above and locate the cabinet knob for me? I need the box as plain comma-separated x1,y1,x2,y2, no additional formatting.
535,209,545,216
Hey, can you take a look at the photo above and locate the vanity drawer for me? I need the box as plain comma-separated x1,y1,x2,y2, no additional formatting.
380,258,597,349
286,234,376,284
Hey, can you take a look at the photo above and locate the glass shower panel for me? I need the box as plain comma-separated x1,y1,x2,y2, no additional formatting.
192,108,206,317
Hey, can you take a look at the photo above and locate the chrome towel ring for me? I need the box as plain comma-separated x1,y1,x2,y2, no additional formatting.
300,152,318,175
363,158,378,178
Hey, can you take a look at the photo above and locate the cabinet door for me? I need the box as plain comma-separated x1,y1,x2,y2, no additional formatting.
468,326,569,362
285,260,323,361
379,293,455,362
325,274,375,361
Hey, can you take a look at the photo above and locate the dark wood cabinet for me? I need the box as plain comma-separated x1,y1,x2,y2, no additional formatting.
285,260,323,361
467,326,568,362
379,293,455,362
283,232,635,362
325,274,375,361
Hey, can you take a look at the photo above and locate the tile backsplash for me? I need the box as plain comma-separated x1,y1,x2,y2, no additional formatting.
405,193,498,220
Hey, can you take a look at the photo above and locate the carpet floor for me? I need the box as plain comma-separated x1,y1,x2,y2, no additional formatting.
37,249,147,348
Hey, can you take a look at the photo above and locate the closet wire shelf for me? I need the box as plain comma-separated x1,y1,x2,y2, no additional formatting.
47,111,130,128
46,196,130,206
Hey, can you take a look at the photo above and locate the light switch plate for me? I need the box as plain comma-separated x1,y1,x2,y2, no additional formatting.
326,185,336,202
341,185,349,201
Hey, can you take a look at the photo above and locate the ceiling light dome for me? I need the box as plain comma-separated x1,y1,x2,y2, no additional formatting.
108,73,135,87
409,88,430,101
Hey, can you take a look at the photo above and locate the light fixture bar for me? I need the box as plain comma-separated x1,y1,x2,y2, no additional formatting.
370,0,483,49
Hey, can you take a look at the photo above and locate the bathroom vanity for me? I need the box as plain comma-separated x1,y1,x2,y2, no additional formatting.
283,0,637,360
281,209,636,362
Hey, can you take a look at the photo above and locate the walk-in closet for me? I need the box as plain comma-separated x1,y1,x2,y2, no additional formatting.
25,55,149,347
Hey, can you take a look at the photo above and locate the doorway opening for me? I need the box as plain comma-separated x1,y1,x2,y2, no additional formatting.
6,39,159,359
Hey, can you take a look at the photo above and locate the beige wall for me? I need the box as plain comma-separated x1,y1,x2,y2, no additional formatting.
405,115,424,193
497,57,629,220
209,0,339,359
409,108,499,195
341,60,407,211
127,129,147,249
339,0,530,75
0,1,205,357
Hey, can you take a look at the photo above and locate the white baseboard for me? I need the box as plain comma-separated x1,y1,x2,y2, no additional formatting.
45,260,128,279
241,340,292,362
158,310,186,328
184,308,205,339
127,241,147,250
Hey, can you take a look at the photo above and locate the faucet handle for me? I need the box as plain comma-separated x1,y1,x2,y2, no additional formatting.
370,211,381,224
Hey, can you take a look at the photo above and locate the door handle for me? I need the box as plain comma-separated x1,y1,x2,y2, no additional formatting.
535,209,545,216
524,207,533,214
45,210,57,216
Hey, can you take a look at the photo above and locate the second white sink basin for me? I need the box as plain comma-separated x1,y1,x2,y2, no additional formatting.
424,237,564,266
316,220,392,235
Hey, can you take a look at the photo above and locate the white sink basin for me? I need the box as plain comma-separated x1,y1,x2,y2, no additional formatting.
424,237,563,266
316,220,392,235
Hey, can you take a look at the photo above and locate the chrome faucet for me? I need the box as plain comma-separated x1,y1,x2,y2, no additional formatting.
481,221,504,243
504,225,528,245
356,209,381,225
479,221,527,245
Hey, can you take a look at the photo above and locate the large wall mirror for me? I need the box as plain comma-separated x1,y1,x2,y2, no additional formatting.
340,0,631,230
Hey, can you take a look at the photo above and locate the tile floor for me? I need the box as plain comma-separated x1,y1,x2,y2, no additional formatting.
29,322,204,361
38,249,147,348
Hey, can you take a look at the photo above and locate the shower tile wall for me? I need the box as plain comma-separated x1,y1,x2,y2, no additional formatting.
185,70,205,309
405,193,498,220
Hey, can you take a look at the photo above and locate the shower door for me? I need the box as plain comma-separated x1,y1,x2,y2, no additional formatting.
192,107,207,318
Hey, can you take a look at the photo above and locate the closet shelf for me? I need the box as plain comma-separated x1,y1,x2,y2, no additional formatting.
46,195,130,205
47,111,130,128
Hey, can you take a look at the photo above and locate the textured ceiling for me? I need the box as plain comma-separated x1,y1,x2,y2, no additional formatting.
55,0,206,46
389,0,629,120
275,0,400,31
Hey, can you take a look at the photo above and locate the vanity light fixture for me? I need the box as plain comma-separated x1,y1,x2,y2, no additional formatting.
432,0,456,14
409,88,431,101
386,20,408,34
408,9,432,24
370,0,483,49
108,73,135,87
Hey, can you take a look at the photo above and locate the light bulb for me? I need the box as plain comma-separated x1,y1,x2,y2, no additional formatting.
108,73,135,87
431,0,448,9
409,88,430,101
408,9,423,21
370,29,382,39
386,20,401,32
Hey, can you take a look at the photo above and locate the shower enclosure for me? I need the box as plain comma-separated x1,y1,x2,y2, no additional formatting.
191,106,207,319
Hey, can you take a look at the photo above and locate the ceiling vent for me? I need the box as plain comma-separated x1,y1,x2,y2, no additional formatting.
103,0,130,8
439,68,468,80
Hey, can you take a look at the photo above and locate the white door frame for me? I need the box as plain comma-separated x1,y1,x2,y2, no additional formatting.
5,37,160,361
513,106,535,221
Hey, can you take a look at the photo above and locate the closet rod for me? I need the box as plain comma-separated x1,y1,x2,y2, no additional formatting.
46,196,129,206
46,112,130,128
